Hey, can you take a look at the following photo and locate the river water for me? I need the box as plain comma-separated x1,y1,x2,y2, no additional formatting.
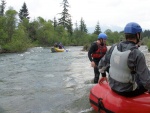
0,46,149,113
0,46,96,113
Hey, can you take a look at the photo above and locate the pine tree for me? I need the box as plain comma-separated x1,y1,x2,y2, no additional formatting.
53,17,57,30
67,18,73,35
79,17,87,33
58,0,72,31
0,0,6,16
74,21,78,31
19,2,30,21
93,21,101,35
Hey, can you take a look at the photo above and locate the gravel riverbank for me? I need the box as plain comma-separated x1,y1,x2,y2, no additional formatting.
145,53,150,68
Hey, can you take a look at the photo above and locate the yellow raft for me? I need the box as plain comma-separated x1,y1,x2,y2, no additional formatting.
51,47,65,52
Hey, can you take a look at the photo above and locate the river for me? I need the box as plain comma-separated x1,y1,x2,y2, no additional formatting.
0,46,96,113
0,46,149,113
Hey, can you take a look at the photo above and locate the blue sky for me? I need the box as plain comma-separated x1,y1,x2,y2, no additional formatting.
6,0,150,32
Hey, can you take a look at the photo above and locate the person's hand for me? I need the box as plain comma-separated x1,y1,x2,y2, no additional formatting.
144,90,150,94
91,61,96,67
99,77,108,84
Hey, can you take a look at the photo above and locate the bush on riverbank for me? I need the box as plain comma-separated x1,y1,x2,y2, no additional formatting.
82,43,90,51
2,41,32,53
1,25,33,53
1,8,150,53
142,37,150,52
83,39,150,52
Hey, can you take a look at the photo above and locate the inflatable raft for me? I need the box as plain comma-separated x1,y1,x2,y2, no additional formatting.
89,82,150,113
51,47,65,52
51,47,70,53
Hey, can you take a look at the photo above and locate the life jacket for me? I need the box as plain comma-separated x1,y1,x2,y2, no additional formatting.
91,42,107,59
109,46,137,91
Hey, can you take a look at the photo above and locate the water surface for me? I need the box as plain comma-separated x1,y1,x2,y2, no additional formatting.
0,46,96,113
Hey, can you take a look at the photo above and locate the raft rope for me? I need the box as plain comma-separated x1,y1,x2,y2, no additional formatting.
90,91,114,113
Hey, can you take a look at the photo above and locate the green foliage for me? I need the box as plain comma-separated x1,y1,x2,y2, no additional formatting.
142,30,150,38
53,17,57,29
142,37,150,51
82,43,90,51
0,16,7,44
67,18,73,35
0,0,6,16
58,0,73,34
5,9,17,43
93,21,101,35
0,29,7,45
35,18,55,46
19,2,30,21
1,3,150,53
2,25,32,52
105,29,123,45
147,42,150,51
79,18,88,33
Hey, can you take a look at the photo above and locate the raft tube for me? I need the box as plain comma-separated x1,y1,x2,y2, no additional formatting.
51,47,65,52
89,82,150,113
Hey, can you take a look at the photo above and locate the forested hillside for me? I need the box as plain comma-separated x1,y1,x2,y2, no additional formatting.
0,0,150,53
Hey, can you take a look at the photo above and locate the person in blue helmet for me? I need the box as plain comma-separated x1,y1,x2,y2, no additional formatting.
88,33,108,83
99,22,150,97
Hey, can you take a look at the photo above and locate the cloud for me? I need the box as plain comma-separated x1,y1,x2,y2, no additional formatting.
5,0,150,31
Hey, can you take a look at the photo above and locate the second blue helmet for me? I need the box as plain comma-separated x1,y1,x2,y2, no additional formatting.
98,33,107,40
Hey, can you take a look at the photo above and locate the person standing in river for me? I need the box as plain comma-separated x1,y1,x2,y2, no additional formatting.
88,33,107,83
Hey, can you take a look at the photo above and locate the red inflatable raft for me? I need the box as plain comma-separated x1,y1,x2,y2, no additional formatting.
89,82,150,113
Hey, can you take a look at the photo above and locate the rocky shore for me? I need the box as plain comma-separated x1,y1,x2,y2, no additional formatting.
145,53,150,68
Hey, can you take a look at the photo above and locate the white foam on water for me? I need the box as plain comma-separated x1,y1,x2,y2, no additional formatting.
139,45,149,54
64,50,94,90
44,74,55,78
78,107,93,113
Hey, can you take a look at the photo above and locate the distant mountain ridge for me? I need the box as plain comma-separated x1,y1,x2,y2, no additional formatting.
88,24,123,33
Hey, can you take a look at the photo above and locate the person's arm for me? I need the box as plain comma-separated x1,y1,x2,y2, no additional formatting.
128,49,150,90
88,43,97,61
88,44,98,67
104,44,116,64
98,55,108,83
99,44,116,71
98,45,116,84
98,55,107,72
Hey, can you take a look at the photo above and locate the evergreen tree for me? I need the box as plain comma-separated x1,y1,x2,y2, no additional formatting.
58,0,72,30
19,2,30,21
53,17,57,30
0,0,6,16
142,30,150,38
74,21,78,31
79,17,87,33
67,18,73,35
93,21,101,35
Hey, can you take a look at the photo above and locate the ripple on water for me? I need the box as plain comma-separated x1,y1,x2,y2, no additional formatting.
0,46,96,113
44,74,55,78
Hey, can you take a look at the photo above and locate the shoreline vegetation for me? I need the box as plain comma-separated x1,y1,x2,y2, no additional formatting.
1,1,150,54
0,44,149,54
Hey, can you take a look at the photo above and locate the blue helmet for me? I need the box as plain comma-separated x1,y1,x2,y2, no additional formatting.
98,33,107,40
124,22,142,34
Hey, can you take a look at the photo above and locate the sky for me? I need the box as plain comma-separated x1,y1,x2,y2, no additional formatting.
5,0,150,32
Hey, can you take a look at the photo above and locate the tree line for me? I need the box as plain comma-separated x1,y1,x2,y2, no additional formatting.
0,0,150,53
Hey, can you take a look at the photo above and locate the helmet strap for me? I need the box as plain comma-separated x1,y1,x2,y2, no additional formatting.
99,39,104,46
136,33,141,44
